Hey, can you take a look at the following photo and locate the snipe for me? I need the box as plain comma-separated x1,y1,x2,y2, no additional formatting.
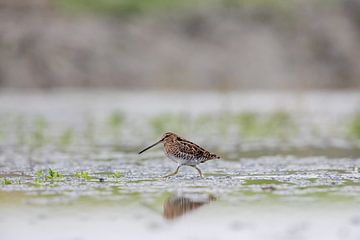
138,132,220,177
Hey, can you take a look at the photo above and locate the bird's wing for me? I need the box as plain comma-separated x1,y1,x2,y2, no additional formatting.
177,137,207,159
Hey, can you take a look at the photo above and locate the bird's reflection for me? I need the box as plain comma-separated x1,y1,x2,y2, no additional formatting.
163,193,216,220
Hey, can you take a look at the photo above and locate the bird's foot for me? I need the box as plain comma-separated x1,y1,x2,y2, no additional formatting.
162,165,181,178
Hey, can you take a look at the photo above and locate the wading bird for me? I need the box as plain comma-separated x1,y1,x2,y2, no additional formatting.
138,132,220,177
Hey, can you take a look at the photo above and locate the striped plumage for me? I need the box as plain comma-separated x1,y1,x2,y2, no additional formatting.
163,133,219,165
138,132,220,177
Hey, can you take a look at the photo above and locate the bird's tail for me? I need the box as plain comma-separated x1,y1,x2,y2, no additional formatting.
210,153,221,159
201,152,221,163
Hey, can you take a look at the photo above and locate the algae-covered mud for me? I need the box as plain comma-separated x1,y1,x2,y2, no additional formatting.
1,91,360,240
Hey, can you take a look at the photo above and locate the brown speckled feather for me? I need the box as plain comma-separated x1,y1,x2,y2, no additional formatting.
176,136,218,162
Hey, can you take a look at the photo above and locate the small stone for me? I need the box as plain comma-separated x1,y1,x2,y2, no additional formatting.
262,185,276,192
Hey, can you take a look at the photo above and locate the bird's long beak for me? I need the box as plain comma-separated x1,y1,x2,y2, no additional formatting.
138,140,162,154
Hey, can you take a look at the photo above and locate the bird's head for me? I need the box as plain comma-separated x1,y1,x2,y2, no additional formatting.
160,132,177,142
138,132,178,154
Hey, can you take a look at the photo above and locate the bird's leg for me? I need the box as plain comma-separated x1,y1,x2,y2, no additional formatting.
192,166,204,178
163,165,181,178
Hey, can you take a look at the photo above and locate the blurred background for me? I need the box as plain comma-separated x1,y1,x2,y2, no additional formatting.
1,0,360,90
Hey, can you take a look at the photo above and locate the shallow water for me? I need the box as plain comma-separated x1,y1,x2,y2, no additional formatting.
1,91,360,240
2,151,360,240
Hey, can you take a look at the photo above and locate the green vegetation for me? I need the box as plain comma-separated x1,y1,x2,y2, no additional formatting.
34,169,44,186
243,179,287,185
84,116,96,146
2,178,12,185
56,0,195,17
266,111,296,137
56,0,295,19
145,192,172,212
235,111,296,138
59,128,74,148
341,180,360,186
236,112,259,137
349,112,360,139
112,171,121,178
3,111,360,149
302,191,353,202
45,168,63,180
147,111,296,138
107,111,124,130
34,178,43,186
146,111,296,139
31,116,48,148
74,171,91,180
307,178,318,183
107,111,124,143
36,169,43,177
